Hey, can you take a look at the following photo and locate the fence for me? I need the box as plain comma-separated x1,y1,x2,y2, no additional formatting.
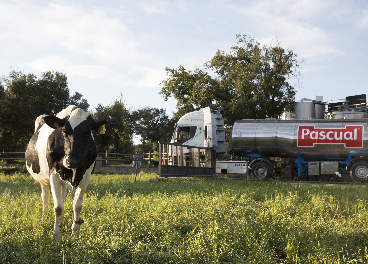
96,151,158,167
1,147,217,177
158,141,216,177
0,151,158,167
0,152,25,164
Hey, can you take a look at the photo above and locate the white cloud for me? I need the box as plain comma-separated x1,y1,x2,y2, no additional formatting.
25,55,166,90
137,0,189,15
25,55,69,72
131,66,167,88
262,0,329,19
0,1,168,90
25,55,125,84
0,2,143,63
358,8,368,28
229,0,340,59
139,2,170,15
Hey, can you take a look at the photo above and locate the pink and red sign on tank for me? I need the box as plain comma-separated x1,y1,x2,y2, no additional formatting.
297,125,364,148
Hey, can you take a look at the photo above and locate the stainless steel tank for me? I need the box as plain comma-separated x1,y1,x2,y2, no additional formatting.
314,103,325,119
294,101,326,120
294,101,315,119
231,119,368,161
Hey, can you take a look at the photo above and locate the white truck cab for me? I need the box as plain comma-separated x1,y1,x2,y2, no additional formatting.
170,107,226,155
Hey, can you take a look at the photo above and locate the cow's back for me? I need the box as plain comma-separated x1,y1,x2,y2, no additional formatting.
25,106,78,186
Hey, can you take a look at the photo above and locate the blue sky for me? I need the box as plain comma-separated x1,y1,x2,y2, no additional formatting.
1,0,367,115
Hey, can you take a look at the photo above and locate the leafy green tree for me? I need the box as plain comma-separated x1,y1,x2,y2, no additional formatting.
35,71,70,114
0,70,89,151
93,100,134,154
70,92,90,111
160,35,301,126
133,107,176,152
159,66,217,121
0,81,6,150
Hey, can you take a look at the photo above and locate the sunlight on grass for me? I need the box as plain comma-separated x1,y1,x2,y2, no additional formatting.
1,169,368,263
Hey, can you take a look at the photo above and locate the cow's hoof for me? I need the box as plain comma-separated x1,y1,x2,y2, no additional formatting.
53,232,61,241
71,227,80,236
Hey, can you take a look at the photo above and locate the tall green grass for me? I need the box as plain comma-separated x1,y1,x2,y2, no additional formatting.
1,169,368,263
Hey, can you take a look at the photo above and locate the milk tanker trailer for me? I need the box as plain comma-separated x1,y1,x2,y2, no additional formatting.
170,95,368,181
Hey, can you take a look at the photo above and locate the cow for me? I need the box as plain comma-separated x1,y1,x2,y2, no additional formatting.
25,105,107,240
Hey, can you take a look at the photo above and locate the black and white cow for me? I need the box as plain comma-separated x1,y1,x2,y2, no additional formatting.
25,105,107,240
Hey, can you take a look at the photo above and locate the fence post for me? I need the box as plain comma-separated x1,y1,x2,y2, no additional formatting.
159,142,162,175
135,159,138,182
105,150,108,165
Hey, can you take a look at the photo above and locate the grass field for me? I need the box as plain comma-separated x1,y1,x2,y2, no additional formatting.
1,167,368,263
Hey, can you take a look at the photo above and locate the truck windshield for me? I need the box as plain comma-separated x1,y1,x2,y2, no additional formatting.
177,126,197,144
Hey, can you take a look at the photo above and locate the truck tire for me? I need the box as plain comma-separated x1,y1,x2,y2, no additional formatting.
250,161,271,180
350,161,368,182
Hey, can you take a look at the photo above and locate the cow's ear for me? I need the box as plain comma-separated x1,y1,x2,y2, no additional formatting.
43,116,67,129
92,120,109,134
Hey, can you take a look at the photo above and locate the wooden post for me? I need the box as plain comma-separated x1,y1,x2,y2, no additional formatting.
159,142,162,175
193,148,200,167
163,144,167,166
180,146,184,166
170,145,174,166
135,159,137,182
105,150,108,165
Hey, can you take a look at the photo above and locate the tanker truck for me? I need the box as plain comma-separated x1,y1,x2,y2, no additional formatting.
170,94,368,181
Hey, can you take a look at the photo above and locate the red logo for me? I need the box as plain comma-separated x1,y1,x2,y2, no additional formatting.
297,125,364,148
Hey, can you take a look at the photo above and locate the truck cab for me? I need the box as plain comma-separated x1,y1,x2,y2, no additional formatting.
170,107,226,155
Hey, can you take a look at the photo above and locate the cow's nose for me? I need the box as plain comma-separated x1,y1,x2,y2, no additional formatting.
68,159,81,168
64,158,81,168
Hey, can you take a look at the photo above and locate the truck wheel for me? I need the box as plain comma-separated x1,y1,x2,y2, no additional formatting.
250,161,271,180
350,161,368,182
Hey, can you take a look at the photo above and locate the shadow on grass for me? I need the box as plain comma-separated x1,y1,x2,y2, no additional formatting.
86,174,283,201
0,165,28,175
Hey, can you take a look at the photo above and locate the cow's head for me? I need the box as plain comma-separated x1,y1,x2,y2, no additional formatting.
43,108,107,179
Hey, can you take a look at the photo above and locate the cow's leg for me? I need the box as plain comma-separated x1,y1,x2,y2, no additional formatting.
71,170,91,236
40,185,50,221
59,182,68,224
71,186,85,236
61,182,68,202
50,172,64,240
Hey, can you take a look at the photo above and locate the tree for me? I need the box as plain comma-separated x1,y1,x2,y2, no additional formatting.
160,35,301,127
133,107,176,152
159,66,217,121
0,81,6,149
70,92,90,111
93,100,134,154
0,70,89,151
